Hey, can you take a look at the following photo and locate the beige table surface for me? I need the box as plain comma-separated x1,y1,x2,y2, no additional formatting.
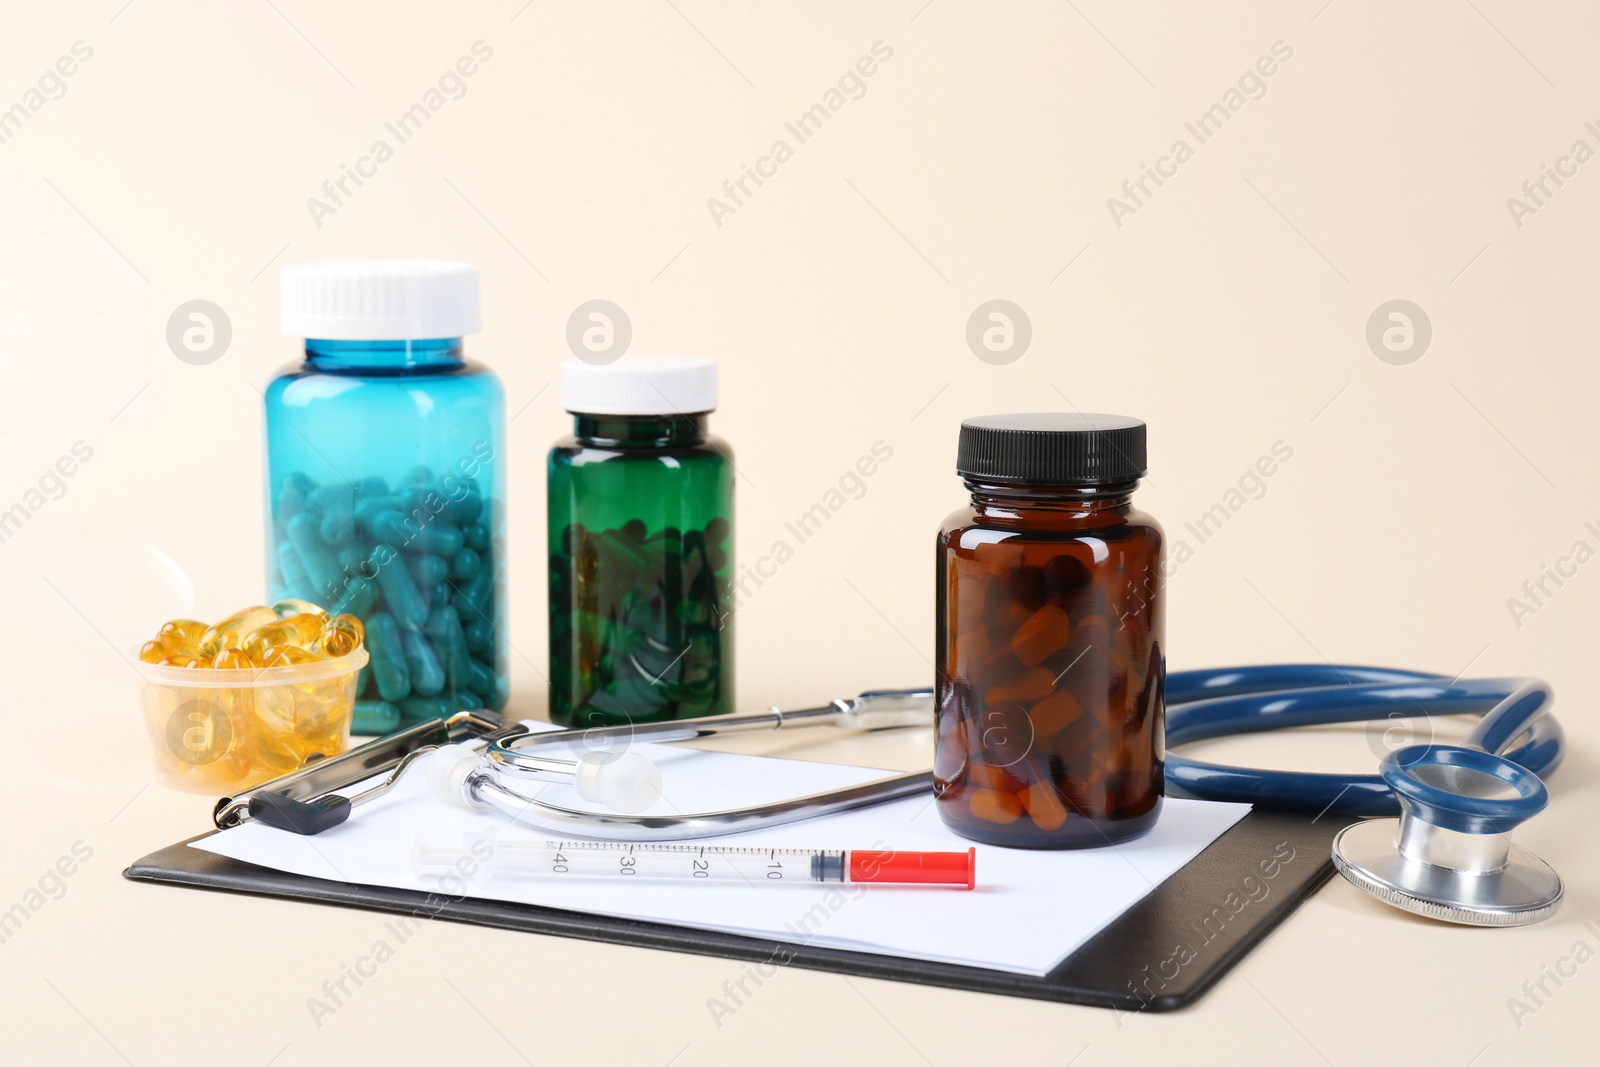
3,2,1598,1063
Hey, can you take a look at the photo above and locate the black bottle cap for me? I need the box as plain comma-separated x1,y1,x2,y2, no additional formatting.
956,413,1147,485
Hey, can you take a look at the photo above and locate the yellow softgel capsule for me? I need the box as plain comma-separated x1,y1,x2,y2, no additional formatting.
253,685,296,733
272,598,328,620
249,736,306,779
258,645,323,669
202,606,278,654
318,614,365,658
156,618,209,657
138,605,361,793
210,647,253,671
242,613,325,659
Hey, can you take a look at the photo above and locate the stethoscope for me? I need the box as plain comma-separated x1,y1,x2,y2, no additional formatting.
226,664,1565,927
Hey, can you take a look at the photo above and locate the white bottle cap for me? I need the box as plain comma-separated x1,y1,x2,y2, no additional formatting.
562,355,719,415
281,261,481,341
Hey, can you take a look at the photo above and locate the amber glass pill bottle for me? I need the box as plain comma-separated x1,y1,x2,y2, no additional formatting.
935,413,1164,849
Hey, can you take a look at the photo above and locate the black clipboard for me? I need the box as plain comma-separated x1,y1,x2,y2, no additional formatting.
125,808,1345,1011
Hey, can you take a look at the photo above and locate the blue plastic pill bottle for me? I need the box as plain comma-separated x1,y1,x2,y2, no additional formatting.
264,261,507,724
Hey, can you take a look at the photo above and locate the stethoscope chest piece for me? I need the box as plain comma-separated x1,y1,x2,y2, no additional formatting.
1331,744,1562,927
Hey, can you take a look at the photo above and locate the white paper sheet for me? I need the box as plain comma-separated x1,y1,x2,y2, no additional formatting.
196,730,1250,976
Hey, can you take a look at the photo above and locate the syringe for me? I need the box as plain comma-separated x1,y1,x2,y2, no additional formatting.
412,833,975,889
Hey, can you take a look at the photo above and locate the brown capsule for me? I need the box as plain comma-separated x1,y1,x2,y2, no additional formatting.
967,762,1026,792
950,628,994,678
985,667,1055,706
1027,689,1084,738
968,788,1023,825
1020,778,1069,832
1011,605,1072,667
934,719,969,780
953,567,990,634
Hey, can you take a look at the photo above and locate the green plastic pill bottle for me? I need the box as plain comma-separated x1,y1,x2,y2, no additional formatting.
547,355,734,726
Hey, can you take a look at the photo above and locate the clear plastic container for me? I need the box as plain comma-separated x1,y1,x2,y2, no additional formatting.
264,262,506,727
136,649,368,793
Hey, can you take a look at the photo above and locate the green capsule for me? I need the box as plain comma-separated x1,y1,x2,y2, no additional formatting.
401,627,445,696
461,523,489,551
352,699,400,736
366,612,411,702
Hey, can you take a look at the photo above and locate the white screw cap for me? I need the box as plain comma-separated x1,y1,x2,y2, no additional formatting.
282,260,480,341
562,355,718,415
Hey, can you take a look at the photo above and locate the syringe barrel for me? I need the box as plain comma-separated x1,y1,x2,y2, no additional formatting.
410,837,976,889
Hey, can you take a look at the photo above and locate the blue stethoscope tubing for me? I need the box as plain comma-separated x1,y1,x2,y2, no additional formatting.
1164,665,1563,817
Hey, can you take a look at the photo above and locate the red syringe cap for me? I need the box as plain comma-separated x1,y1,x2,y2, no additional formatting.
849,848,975,889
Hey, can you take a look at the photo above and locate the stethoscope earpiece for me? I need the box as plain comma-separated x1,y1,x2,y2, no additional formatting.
1331,743,1562,926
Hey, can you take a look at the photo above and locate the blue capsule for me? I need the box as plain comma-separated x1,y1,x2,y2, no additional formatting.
332,575,378,618
463,614,495,656
352,699,400,735
285,513,343,603
366,612,411,702
276,541,310,596
450,547,481,581
401,627,445,696
373,509,464,556
410,553,449,587
375,554,429,631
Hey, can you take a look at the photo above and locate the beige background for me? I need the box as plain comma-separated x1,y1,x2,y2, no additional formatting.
2,0,1598,1063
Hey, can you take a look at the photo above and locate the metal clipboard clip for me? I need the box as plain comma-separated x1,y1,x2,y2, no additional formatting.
212,710,517,836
